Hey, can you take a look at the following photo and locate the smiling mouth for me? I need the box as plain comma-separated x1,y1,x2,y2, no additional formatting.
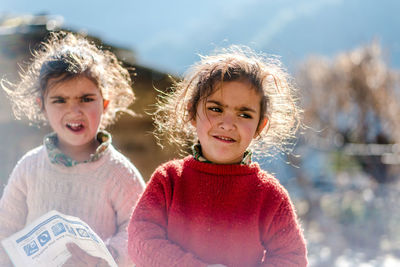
214,135,236,142
66,122,84,132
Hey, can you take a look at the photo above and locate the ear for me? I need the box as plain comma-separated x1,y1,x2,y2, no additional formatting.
190,118,196,127
37,97,48,119
36,97,43,110
103,99,110,110
254,117,269,138
187,103,196,127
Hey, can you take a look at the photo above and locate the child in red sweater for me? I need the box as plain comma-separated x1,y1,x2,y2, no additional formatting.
128,46,308,267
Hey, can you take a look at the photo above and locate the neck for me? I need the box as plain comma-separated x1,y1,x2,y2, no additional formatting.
58,138,100,162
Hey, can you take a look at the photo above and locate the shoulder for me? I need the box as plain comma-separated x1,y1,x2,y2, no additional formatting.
106,145,140,173
141,158,186,199
251,167,298,216
148,157,187,185
253,164,290,199
5,146,45,186
152,157,185,177
19,145,45,160
102,145,145,187
13,146,46,170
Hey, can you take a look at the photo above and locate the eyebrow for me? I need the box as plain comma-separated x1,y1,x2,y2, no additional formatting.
206,100,257,113
49,93,98,99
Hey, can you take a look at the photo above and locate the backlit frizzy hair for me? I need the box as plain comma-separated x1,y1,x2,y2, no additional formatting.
154,45,302,156
2,31,135,129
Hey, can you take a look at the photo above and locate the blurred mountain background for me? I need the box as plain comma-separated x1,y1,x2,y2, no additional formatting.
1,0,399,74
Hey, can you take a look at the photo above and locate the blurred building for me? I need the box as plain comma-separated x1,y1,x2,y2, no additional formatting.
0,14,178,194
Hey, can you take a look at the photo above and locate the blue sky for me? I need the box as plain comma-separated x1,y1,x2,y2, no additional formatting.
1,0,399,75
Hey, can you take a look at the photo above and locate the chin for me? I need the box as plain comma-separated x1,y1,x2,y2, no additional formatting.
214,158,237,165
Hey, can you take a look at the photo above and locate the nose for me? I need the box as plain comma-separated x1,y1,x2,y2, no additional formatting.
68,101,83,114
218,113,235,131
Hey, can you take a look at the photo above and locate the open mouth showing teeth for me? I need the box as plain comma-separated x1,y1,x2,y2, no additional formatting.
66,122,84,132
215,136,235,142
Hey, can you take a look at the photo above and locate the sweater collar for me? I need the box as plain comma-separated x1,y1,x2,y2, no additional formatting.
184,155,260,176
44,130,111,167
191,143,252,165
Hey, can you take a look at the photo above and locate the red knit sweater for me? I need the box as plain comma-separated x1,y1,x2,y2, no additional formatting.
128,156,307,267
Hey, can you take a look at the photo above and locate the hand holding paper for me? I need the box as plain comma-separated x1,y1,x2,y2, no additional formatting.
62,243,109,267
1,210,117,267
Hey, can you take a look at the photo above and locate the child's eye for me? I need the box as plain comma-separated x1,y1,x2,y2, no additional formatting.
52,98,65,104
81,97,94,103
239,113,252,119
208,107,222,113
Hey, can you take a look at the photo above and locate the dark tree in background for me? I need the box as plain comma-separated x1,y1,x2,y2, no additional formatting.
298,41,400,183
294,42,400,266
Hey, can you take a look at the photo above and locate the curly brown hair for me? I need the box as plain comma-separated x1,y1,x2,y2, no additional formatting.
154,45,302,157
2,31,135,129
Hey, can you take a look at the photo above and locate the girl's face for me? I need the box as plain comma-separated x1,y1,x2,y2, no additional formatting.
192,81,267,164
43,75,106,160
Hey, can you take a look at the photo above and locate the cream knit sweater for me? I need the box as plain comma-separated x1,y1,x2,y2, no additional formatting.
0,144,145,266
